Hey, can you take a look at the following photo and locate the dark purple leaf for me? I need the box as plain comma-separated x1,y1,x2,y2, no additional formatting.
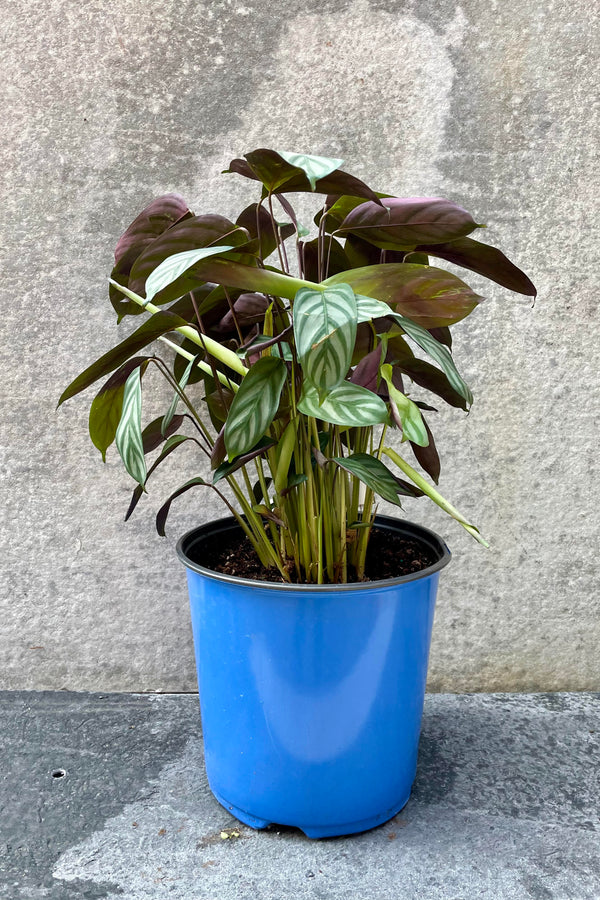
225,149,382,203
351,323,375,366
402,359,466,409
274,193,299,226
213,292,270,334
351,345,383,392
156,477,211,536
395,477,424,498
125,484,145,522
386,336,466,410
212,436,276,484
114,194,191,265
141,414,184,454
110,195,192,319
205,386,235,427
302,237,351,282
192,284,238,327
240,326,294,365
428,326,452,348
236,203,295,261
129,215,251,302
125,434,193,521
338,197,483,249
414,401,438,412
410,417,441,483
325,263,483,328
317,193,391,232
210,426,226,470
414,236,536,296
252,475,273,504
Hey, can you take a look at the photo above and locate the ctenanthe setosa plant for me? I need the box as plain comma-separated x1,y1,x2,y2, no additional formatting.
59,149,535,584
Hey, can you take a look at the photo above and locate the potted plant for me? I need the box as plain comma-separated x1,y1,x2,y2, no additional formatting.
60,149,535,838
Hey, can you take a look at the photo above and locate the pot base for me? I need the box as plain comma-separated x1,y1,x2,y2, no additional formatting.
211,786,412,839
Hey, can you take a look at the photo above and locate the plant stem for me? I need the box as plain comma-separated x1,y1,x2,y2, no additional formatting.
158,337,239,391
110,279,248,376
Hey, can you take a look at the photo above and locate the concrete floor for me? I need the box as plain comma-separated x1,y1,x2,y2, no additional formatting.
1,691,599,900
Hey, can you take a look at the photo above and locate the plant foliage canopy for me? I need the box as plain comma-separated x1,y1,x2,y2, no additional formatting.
60,148,535,583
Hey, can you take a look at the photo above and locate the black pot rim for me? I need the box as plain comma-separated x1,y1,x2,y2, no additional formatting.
176,514,451,592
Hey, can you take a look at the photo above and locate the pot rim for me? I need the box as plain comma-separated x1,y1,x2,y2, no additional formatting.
176,514,451,592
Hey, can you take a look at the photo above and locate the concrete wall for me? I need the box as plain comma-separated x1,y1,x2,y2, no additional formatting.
1,0,598,692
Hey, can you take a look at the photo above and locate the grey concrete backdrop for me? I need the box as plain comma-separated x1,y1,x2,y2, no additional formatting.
1,0,598,691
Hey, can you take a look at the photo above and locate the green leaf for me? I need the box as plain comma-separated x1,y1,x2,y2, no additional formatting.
115,368,146,485
324,263,483,328
88,357,149,461
383,446,489,547
332,453,406,506
298,380,389,427
144,245,236,304
293,284,357,396
387,335,467,410
224,357,287,460
380,364,429,446
354,293,393,323
173,338,206,384
154,255,314,303
58,311,189,406
280,472,308,497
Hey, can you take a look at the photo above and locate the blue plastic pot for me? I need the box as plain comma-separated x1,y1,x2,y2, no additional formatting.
177,514,450,838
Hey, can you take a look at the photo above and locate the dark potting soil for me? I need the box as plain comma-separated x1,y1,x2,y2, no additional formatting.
200,526,438,584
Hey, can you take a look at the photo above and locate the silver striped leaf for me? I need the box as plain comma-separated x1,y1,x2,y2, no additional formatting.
115,368,147,485
355,293,391,323
332,453,404,506
277,151,344,191
392,314,473,406
298,380,389,427
224,356,287,461
144,245,235,304
293,284,357,396
352,294,472,406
